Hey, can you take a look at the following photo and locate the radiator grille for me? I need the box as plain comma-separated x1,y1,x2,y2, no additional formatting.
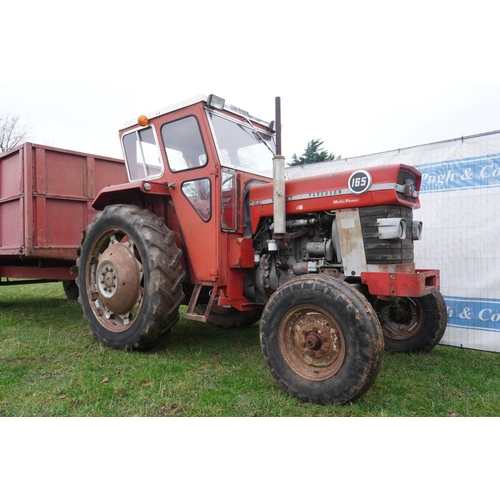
359,205,414,264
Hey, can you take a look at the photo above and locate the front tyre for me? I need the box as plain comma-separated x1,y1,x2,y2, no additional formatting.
376,290,447,353
77,205,185,350
260,275,384,405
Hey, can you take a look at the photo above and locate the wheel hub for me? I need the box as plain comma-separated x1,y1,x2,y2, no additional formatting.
97,243,141,315
305,331,323,350
380,298,422,340
279,307,346,382
101,266,117,293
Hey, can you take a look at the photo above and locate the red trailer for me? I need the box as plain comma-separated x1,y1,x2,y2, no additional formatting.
0,143,126,297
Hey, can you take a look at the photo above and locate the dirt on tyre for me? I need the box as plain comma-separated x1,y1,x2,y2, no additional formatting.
259,275,384,405
77,204,185,350
375,290,448,353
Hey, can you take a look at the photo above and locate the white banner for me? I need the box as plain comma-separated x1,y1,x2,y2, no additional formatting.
287,131,500,352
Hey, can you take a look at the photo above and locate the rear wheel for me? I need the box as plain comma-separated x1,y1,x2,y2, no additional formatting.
376,290,447,353
77,204,185,350
260,275,384,405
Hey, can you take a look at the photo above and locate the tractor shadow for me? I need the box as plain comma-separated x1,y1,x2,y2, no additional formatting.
149,311,262,358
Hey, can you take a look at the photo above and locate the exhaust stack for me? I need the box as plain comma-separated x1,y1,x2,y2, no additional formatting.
273,96,286,238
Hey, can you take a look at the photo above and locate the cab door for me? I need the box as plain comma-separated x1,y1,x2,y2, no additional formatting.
158,110,222,285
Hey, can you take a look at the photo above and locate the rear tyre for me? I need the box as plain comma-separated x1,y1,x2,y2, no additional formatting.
194,303,262,328
376,290,448,353
77,204,185,350
260,275,384,405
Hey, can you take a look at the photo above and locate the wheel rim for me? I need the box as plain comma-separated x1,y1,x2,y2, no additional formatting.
86,229,144,332
278,305,346,381
380,297,423,340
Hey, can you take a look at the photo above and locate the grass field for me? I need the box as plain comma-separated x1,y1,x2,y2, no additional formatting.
1,282,499,417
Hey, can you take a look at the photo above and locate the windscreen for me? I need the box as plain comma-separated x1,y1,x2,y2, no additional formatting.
209,112,275,177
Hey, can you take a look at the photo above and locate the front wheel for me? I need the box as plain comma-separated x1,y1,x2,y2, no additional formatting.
375,290,448,353
77,205,185,350
260,275,384,405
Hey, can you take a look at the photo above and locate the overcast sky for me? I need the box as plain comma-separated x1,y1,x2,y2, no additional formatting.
2,1,500,163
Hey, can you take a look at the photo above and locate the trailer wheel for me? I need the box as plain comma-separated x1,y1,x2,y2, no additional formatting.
194,303,262,329
62,280,79,300
376,290,447,353
77,205,185,350
260,275,384,405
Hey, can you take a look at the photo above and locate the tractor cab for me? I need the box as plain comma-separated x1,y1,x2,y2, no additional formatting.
95,95,276,318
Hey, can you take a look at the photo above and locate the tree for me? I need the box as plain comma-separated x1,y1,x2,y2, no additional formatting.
288,139,341,166
0,112,33,153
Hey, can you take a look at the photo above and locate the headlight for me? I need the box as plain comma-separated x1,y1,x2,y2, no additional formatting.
207,94,225,110
412,221,423,240
377,218,407,240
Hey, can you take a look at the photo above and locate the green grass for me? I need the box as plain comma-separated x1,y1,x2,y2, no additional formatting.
1,282,499,417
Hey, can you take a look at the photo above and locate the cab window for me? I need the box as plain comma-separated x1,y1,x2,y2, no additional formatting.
181,178,211,222
161,116,208,171
122,127,163,181
221,168,237,231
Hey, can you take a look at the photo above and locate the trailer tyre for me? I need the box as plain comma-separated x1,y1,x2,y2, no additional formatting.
63,280,79,300
376,290,448,353
77,205,185,350
260,275,384,405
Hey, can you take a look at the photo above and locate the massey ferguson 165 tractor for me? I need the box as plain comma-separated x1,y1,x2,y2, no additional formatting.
76,95,447,404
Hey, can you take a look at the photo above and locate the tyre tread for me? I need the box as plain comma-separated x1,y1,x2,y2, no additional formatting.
77,205,185,350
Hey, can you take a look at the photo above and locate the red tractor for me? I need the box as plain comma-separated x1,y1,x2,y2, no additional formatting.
77,95,447,404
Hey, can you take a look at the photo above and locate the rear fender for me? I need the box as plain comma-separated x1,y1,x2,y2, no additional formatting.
92,181,171,210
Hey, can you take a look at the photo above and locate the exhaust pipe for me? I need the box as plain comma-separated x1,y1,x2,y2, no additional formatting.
273,96,286,238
